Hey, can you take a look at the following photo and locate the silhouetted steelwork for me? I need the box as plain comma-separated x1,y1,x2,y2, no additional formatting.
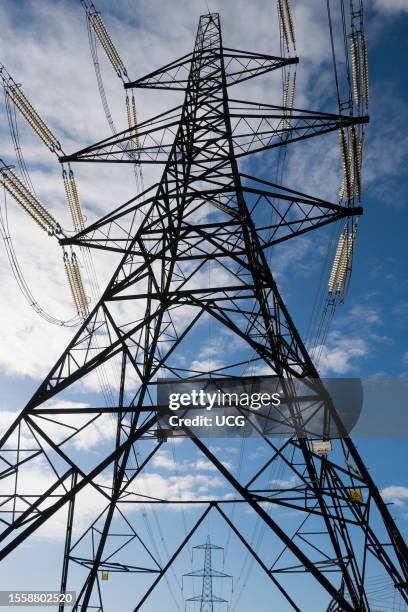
184,537,231,611
0,12,407,612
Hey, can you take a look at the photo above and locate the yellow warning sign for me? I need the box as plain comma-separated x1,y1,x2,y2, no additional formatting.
349,489,363,504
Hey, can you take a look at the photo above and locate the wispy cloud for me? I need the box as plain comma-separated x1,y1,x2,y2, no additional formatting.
371,0,408,15
317,331,369,375
381,485,408,509
151,450,233,473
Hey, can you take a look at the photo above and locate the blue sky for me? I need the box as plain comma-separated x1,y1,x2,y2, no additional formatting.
0,1,407,611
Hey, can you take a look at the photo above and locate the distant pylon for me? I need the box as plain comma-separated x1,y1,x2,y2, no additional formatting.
184,537,232,612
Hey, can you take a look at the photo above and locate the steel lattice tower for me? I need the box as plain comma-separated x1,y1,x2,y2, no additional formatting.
184,537,231,611
0,12,407,612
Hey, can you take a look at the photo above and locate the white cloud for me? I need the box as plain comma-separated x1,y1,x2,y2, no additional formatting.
381,485,408,508
269,474,299,489
151,452,175,471
314,299,392,376
129,471,224,505
272,236,315,280
371,0,408,14
0,400,119,454
316,331,368,375
0,444,228,541
344,305,382,326
193,458,233,472
190,358,225,374
0,454,112,540
248,445,267,461
151,450,233,473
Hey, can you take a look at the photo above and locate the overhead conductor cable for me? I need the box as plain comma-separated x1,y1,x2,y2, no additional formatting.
0,193,80,326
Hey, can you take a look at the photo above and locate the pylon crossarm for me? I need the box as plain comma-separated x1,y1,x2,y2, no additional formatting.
69,559,159,573
184,569,231,578
127,48,297,91
222,48,298,86
61,182,361,255
125,51,194,90
246,492,363,525
186,595,228,603
60,104,184,165
59,96,368,165
228,104,369,158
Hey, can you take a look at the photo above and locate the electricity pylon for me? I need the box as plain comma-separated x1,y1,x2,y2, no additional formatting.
0,12,407,612
184,537,231,611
